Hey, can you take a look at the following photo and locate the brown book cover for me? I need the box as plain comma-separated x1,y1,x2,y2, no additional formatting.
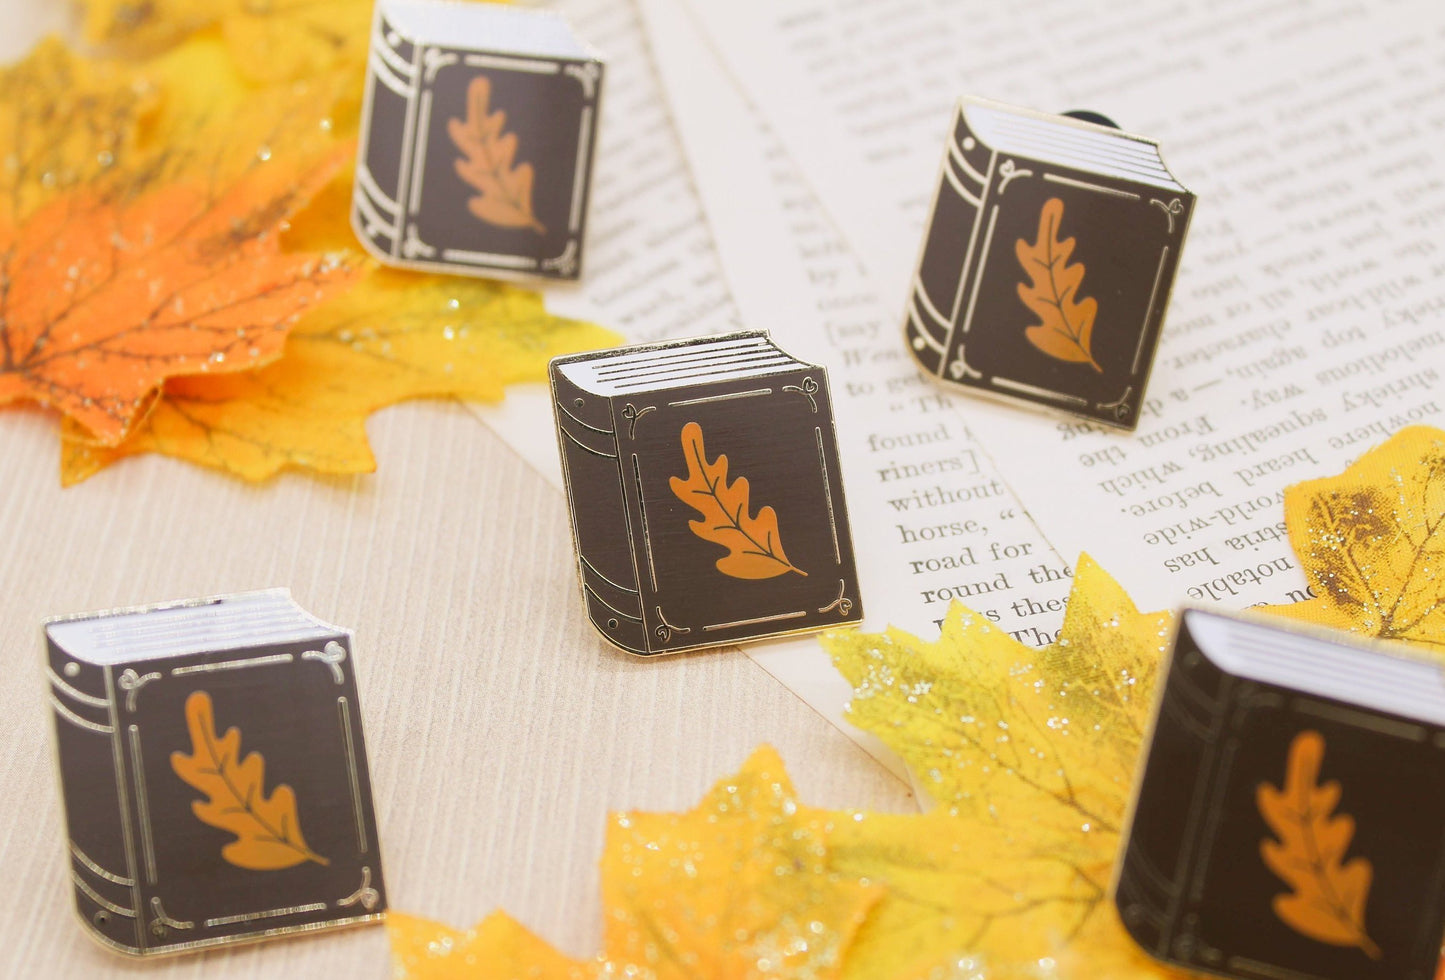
551,332,863,655
354,0,603,281
904,97,1194,429
46,591,385,956
1115,608,1445,980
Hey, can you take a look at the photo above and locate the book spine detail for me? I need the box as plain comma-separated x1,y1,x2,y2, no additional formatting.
355,14,419,258
906,107,993,378
48,642,142,953
550,369,648,654
1115,637,1232,963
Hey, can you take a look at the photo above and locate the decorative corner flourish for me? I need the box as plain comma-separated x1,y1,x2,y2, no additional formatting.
1150,197,1184,234
818,580,855,617
997,158,1033,195
655,607,691,644
118,668,162,713
1097,386,1134,421
148,897,194,938
303,641,348,685
565,62,602,99
782,377,820,413
337,866,381,911
401,225,436,260
423,48,459,84
622,403,657,439
543,239,580,278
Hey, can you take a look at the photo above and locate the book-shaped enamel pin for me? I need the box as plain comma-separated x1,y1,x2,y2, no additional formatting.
1115,608,1445,980
354,0,603,281
550,331,863,655
46,591,385,956
905,97,1194,429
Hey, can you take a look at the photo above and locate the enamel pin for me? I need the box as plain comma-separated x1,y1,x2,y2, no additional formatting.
550,332,864,655
1116,608,1445,979
47,590,385,955
354,0,603,281
904,97,1194,429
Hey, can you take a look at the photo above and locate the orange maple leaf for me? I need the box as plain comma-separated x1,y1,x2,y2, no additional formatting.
447,75,547,234
1015,197,1102,372
669,420,806,579
0,143,358,445
0,41,361,446
171,690,328,871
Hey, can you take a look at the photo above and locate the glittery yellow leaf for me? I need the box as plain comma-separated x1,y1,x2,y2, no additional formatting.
1261,426,1445,649
59,174,620,482
389,911,593,980
820,556,1180,979
80,0,513,83
601,746,881,978
391,747,883,980
80,0,212,57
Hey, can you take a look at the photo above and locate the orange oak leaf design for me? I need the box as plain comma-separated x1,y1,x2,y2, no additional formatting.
448,75,546,235
1257,730,1380,959
669,421,806,580
1016,197,1102,373
171,690,328,871
0,143,358,445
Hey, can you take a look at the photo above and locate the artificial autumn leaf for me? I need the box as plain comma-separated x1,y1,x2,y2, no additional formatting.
80,0,212,59
1257,730,1381,959
389,911,592,980
171,690,328,870
61,266,619,482
80,0,515,84
449,76,547,234
1016,197,1102,372
670,421,806,579
820,555,1177,979
1262,425,1445,648
80,0,367,83
390,746,883,980
60,174,620,483
0,38,360,444
0,39,154,230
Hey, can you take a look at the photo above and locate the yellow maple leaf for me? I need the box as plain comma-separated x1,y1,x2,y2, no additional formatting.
391,747,883,980
819,556,1180,979
1261,425,1445,648
0,39,155,229
80,0,512,84
59,173,619,482
79,0,365,82
80,0,212,58
389,911,594,980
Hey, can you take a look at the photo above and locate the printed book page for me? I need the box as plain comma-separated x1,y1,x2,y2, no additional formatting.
470,0,744,484
474,0,920,782
686,0,1445,611
635,0,1072,734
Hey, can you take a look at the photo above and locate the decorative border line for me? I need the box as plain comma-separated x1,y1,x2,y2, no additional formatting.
127,725,158,886
172,654,293,676
70,842,134,887
338,697,368,854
